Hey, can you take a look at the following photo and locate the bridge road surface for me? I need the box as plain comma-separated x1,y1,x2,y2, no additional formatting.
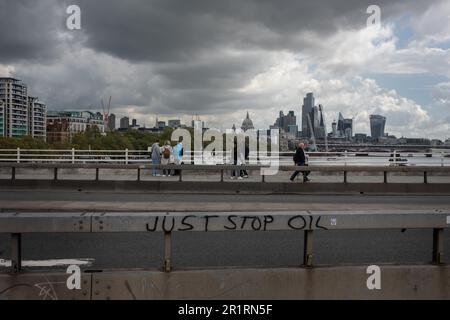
0,190,449,270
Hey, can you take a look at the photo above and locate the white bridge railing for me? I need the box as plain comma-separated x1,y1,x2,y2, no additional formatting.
1,148,450,166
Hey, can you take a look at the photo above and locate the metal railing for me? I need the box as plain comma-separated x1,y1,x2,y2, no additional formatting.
1,162,450,183
1,148,450,166
1,210,447,273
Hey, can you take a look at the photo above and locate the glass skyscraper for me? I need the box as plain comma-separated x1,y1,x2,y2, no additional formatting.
370,114,386,140
302,93,314,138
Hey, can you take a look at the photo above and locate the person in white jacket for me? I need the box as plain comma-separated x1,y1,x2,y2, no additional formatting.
172,139,183,176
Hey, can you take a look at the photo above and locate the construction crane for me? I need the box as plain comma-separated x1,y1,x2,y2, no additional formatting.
101,96,112,131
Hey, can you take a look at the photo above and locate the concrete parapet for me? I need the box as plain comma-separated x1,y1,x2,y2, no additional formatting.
1,265,448,299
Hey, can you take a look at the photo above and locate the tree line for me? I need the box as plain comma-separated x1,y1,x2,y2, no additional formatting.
0,127,176,150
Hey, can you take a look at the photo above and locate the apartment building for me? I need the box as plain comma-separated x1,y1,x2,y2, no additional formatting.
0,77,47,140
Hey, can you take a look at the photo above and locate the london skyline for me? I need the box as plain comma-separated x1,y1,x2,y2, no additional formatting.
1,1,450,139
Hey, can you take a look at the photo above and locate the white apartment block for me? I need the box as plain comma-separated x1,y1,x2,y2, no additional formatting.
0,100,4,137
28,96,47,140
0,77,47,140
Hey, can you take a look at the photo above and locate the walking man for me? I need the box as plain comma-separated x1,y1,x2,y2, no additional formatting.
240,143,249,178
290,142,310,182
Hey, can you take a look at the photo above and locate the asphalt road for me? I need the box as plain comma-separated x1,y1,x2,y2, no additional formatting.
0,229,448,270
1,191,450,209
0,191,449,270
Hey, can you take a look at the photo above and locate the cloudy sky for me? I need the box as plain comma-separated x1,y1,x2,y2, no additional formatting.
1,0,450,139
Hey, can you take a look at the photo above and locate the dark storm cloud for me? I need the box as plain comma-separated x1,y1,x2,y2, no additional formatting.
75,0,429,63
0,0,433,65
154,52,269,90
1,0,442,127
0,0,67,63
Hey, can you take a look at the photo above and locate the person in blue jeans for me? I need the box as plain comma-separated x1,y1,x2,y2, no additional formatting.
290,142,310,182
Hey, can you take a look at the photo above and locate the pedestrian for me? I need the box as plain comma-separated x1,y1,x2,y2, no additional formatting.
151,139,162,176
231,140,245,179
172,138,183,176
290,142,311,182
240,143,249,178
161,140,173,177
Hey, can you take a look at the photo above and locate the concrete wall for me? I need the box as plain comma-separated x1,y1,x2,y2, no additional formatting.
1,179,450,194
1,265,449,300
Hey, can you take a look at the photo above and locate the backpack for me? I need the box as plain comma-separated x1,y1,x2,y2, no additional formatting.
163,147,171,159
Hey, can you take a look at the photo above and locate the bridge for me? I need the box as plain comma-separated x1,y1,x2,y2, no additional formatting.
315,144,450,152
0,154,449,299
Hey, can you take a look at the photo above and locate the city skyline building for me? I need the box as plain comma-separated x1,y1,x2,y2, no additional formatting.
168,119,181,128
275,110,296,134
120,116,130,129
370,114,387,140
28,96,46,140
241,111,255,131
0,77,47,139
46,110,104,143
287,124,298,138
107,113,116,131
312,104,326,139
301,93,326,139
332,112,353,140
301,92,314,138
0,77,29,138
130,118,140,130
158,120,166,130
0,100,4,137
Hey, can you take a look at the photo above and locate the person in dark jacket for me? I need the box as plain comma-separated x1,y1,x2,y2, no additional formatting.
240,144,249,178
231,141,241,179
290,142,310,182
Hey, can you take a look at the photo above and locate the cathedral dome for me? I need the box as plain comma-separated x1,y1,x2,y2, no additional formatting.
241,112,254,131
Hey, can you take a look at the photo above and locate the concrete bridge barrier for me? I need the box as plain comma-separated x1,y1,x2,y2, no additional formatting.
1,163,450,194
1,265,449,300
0,210,448,300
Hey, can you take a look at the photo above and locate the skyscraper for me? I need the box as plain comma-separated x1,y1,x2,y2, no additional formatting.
275,110,296,133
301,92,327,139
287,124,298,138
342,118,353,139
108,113,116,131
302,93,314,138
370,114,386,140
301,93,326,139
336,112,353,140
331,120,337,137
337,112,345,135
313,104,326,139
120,116,129,129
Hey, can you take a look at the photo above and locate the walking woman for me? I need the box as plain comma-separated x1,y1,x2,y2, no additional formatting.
161,140,174,177
151,139,162,176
